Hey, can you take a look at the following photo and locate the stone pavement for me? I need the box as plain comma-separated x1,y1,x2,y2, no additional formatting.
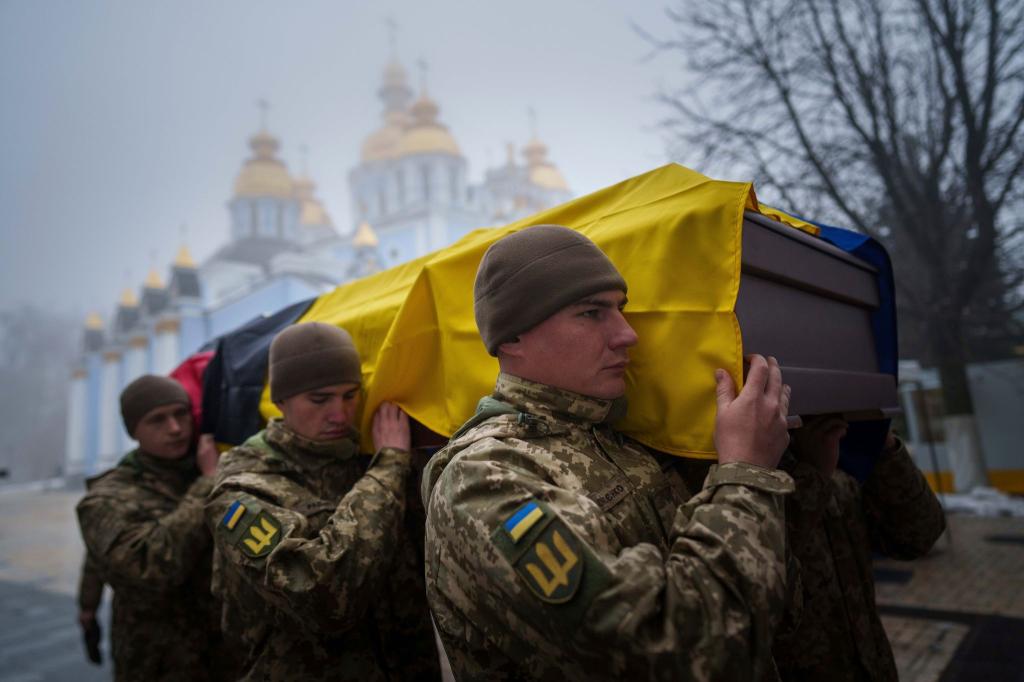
1,488,1022,680
875,514,1024,681
0,488,107,682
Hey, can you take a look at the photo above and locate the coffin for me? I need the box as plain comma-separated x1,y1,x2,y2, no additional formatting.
737,211,899,420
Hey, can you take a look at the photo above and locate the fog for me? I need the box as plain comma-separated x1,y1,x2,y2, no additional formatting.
0,0,681,318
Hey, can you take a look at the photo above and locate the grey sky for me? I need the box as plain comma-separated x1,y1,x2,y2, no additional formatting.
0,0,686,320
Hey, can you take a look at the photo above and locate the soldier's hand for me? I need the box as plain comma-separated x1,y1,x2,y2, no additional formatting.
714,355,793,470
78,610,102,665
373,401,411,453
196,433,220,477
790,415,847,476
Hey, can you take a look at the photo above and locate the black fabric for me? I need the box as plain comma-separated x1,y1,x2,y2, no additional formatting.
201,298,314,446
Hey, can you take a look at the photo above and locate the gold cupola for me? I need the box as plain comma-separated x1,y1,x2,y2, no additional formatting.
396,90,461,157
293,174,333,228
174,244,196,269
233,128,294,199
144,267,165,289
85,311,104,330
352,221,379,248
361,58,413,163
522,135,569,192
119,288,139,307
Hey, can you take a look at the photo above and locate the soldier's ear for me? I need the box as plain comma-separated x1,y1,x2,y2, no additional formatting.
497,336,524,359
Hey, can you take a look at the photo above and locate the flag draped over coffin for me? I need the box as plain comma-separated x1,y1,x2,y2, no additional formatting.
254,163,820,459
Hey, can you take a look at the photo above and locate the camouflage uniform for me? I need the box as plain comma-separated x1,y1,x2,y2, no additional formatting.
77,553,105,615
76,450,221,682
206,418,439,681
423,373,796,681
772,437,946,681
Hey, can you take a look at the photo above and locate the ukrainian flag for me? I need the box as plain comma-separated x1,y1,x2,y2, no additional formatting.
222,500,246,530
505,501,545,543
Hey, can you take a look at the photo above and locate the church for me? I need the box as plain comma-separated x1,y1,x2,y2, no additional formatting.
64,53,572,479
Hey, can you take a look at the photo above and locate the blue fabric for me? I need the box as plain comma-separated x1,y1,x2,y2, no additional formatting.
201,298,315,445
804,222,900,480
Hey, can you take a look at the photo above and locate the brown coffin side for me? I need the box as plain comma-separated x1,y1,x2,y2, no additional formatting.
738,212,900,419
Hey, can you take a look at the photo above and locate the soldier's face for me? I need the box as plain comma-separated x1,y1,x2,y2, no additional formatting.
133,403,193,459
499,289,638,399
278,383,361,442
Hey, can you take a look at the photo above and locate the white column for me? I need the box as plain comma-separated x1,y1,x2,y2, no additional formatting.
124,336,148,384
945,414,989,492
63,369,87,478
153,318,180,374
97,350,123,469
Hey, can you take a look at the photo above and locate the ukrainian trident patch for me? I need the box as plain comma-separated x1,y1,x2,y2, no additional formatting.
492,499,585,604
239,511,281,558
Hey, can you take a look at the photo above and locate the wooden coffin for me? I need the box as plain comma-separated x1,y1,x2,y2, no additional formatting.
736,211,899,419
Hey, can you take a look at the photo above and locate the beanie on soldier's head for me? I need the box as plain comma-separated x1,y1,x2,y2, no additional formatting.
474,224,627,356
269,322,362,402
120,375,191,437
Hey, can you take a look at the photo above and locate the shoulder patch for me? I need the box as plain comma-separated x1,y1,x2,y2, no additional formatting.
238,510,282,558
491,500,584,604
221,500,247,530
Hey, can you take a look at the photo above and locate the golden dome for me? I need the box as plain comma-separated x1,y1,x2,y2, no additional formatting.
522,136,569,191
144,268,165,289
529,165,569,191
233,130,293,198
353,221,379,248
397,93,461,157
119,288,139,307
174,244,196,268
85,312,104,330
293,175,333,227
361,111,408,162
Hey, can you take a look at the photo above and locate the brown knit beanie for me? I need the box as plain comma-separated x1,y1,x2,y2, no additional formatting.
269,322,362,402
474,224,627,356
120,375,191,436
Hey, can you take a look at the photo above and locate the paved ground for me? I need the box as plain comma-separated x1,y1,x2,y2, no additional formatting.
874,514,1024,681
0,489,107,682
1,488,1022,680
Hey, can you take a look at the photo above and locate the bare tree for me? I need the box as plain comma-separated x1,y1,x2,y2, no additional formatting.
0,306,79,483
645,0,1024,487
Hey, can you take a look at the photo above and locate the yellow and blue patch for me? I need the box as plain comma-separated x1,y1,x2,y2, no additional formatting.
221,500,246,530
492,499,588,605
504,501,545,543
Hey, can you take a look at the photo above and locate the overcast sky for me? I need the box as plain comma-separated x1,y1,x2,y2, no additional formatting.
0,0,696,320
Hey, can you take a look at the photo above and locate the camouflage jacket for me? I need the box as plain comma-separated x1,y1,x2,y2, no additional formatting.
773,438,946,681
206,419,439,682
422,373,795,681
76,450,221,682
77,552,104,612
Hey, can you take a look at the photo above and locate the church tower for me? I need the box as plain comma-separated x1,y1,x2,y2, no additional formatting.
349,54,479,267
228,105,300,242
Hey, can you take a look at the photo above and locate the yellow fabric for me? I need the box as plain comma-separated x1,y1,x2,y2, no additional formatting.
260,163,817,458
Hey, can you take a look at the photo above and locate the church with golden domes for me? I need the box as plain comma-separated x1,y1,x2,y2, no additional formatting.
63,53,572,479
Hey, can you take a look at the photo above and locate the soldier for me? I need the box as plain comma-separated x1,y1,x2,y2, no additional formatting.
206,322,439,681
423,224,796,680
76,375,222,681
772,417,946,680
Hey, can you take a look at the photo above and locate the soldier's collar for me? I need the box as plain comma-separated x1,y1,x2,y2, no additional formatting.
265,419,360,464
131,449,199,483
494,373,615,425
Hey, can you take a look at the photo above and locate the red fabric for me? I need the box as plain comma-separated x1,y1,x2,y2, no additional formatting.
170,351,214,433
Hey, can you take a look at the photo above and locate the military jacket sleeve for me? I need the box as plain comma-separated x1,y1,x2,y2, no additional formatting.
207,446,411,634
836,437,946,560
77,553,105,612
426,437,794,680
76,475,213,591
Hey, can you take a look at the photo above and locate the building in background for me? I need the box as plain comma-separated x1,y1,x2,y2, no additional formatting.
63,53,572,480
